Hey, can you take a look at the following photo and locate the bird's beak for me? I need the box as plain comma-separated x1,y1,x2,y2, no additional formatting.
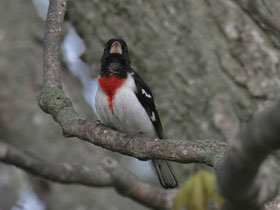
110,41,122,54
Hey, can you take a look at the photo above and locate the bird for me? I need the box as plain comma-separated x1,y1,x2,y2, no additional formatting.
94,38,177,189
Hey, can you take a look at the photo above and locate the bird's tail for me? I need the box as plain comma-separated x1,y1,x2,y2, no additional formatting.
153,160,177,189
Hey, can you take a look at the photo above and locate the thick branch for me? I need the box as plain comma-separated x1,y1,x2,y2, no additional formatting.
0,141,171,210
217,100,280,210
38,87,227,167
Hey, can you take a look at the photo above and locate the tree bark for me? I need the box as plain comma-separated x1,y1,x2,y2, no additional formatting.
1,0,280,209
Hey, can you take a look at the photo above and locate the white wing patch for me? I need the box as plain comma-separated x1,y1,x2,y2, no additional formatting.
150,111,156,122
142,89,152,98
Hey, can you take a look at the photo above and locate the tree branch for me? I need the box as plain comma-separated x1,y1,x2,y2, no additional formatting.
0,141,172,210
38,87,228,167
38,0,227,168
43,0,66,88
217,100,280,210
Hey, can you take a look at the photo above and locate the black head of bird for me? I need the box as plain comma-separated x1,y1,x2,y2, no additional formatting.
101,39,131,77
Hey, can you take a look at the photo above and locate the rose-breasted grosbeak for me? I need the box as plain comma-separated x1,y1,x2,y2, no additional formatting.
94,39,177,189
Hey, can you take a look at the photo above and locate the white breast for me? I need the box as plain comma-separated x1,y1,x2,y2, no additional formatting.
95,73,157,137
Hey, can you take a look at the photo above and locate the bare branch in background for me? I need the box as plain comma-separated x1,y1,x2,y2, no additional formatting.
217,100,280,210
0,141,171,210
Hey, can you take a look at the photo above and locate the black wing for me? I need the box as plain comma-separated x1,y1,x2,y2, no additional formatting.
130,68,163,138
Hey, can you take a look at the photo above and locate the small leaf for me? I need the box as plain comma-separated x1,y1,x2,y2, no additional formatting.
173,171,223,210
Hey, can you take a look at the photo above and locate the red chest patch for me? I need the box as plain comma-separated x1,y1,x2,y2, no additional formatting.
98,75,126,114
